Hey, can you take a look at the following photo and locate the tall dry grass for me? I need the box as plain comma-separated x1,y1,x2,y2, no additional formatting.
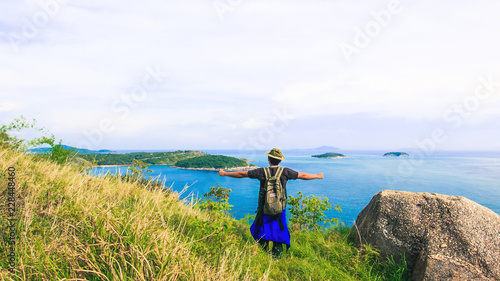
0,148,261,280
0,147,409,280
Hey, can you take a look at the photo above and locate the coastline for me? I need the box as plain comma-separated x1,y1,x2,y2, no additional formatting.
93,164,257,171
93,163,174,168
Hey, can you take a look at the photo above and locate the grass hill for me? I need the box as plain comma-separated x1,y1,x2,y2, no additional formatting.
174,155,255,170
0,147,408,280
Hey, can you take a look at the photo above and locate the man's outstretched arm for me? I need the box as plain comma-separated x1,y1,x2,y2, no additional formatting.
297,172,323,180
219,169,249,178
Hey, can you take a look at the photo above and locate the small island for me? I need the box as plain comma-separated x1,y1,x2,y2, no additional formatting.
383,152,409,157
173,155,256,170
311,152,347,159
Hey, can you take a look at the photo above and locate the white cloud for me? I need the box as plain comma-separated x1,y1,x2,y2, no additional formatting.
1,0,500,149
274,69,500,122
0,102,19,112
242,118,269,130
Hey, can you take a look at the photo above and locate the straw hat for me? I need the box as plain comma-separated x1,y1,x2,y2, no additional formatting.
265,148,285,161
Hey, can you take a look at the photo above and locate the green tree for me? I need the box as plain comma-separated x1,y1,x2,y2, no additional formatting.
195,185,233,268
197,185,233,216
127,159,153,180
0,116,77,165
0,115,54,151
288,191,342,230
47,141,78,165
118,159,164,190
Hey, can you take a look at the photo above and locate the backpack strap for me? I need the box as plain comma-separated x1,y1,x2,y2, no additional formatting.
264,167,284,179
276,215,285,230
263,167,270,180
275,166,284,179
275,167,286,230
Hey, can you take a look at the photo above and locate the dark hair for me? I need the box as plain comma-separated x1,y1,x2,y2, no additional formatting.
268,156,281,166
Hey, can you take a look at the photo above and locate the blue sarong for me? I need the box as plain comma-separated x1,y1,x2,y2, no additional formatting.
250,210,290,247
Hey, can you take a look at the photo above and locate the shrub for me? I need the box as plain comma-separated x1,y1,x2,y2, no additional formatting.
197,185,233,216
121,159,164,190
194,185,235,268
288,191,342,230
47,142,78,165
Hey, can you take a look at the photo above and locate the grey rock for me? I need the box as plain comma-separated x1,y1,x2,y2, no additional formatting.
355,190,500,280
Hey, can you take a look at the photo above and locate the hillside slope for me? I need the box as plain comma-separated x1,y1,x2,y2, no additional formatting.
0,148,256,280
0,147,407,280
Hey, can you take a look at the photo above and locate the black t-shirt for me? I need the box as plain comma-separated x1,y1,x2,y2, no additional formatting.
248,167,299,192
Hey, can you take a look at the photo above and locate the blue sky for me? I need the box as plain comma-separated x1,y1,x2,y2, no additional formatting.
1,0,500,151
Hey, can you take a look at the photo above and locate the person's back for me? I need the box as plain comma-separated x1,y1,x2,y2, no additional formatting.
219,148,323,257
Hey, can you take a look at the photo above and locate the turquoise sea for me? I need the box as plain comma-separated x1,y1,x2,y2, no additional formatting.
91,150,500,226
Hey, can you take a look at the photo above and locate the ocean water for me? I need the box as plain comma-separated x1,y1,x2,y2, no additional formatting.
91,150,500,226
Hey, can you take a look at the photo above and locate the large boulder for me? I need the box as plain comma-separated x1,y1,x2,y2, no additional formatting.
355,190,500,280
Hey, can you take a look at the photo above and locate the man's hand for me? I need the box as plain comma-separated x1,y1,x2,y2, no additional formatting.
219,169,225,177
317,173,323,179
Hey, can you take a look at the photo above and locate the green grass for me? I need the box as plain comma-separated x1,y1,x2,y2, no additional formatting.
0,147,408,280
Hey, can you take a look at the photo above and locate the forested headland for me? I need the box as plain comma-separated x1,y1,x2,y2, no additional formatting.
81,150,205,166
174,155,256,170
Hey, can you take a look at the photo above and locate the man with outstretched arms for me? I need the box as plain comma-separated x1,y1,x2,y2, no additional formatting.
219,148,323,257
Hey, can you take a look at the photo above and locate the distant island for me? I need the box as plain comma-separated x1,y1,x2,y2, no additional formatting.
311,152,347,159
383,152,409,157
173,155,256,170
